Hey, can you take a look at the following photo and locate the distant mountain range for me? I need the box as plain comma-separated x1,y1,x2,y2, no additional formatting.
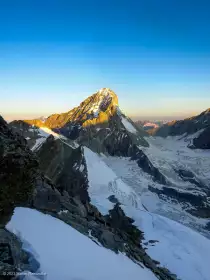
151,108,210,149
135,120,163,131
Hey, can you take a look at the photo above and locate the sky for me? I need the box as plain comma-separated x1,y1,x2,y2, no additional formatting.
0,0,210,121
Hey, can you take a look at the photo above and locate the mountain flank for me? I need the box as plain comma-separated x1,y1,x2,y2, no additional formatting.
152,108,210,149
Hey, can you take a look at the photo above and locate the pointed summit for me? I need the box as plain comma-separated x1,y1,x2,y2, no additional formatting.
18,88,148,151
37,88,120,129
97,87,118,106
75,87,119,125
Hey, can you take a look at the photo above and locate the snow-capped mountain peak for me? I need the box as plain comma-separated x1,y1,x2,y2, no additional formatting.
11,88,149,151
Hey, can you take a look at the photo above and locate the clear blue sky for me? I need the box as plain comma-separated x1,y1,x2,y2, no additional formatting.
0,0,210,121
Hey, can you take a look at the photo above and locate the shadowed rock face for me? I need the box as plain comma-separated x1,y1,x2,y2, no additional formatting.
105,203,143,244
0,116,38,227
0,116,42,278
192,126,210,149
36,135,90,204
175,169,205,189
0,228,40,279
8,120,42,149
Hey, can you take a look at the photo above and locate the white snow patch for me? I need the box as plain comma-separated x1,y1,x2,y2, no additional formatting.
79,164,85,172
7,207,157,280
88,230,102,246
31,137,46,151
116,106,122,116
58,210,69,215
122,206,210,280
121,116,137,133
31,127,79,151
38,127,57,138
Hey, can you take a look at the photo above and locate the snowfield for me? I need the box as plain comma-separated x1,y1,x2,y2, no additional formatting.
101,152,210,236
84,146,210,280
84,147,143,214
98,137,210,237
7,207,158,280
123,206,210,280
142,135,210,187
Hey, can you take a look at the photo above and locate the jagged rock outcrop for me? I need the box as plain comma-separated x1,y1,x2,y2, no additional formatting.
191,126,210,149
36,135,90,204
0,116,42,278
148,185,210,218
0,228,40,279
175,169,205,188
9,120,43,150
0,116,38,226
105,203,142,244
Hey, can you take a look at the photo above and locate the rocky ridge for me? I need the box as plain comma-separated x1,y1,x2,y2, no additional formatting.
0,116,41,278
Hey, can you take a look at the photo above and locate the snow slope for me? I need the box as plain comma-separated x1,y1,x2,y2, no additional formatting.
84,147,143,214
7,207,157,280
84,147,210,280
121,116,137,134
123,206,210,280
142,135,210,187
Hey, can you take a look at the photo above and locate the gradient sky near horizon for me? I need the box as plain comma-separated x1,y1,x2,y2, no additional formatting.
1,0,210,121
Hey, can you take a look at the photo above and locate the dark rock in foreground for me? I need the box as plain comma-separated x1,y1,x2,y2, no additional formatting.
0,229,40,279
0,116,38,227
